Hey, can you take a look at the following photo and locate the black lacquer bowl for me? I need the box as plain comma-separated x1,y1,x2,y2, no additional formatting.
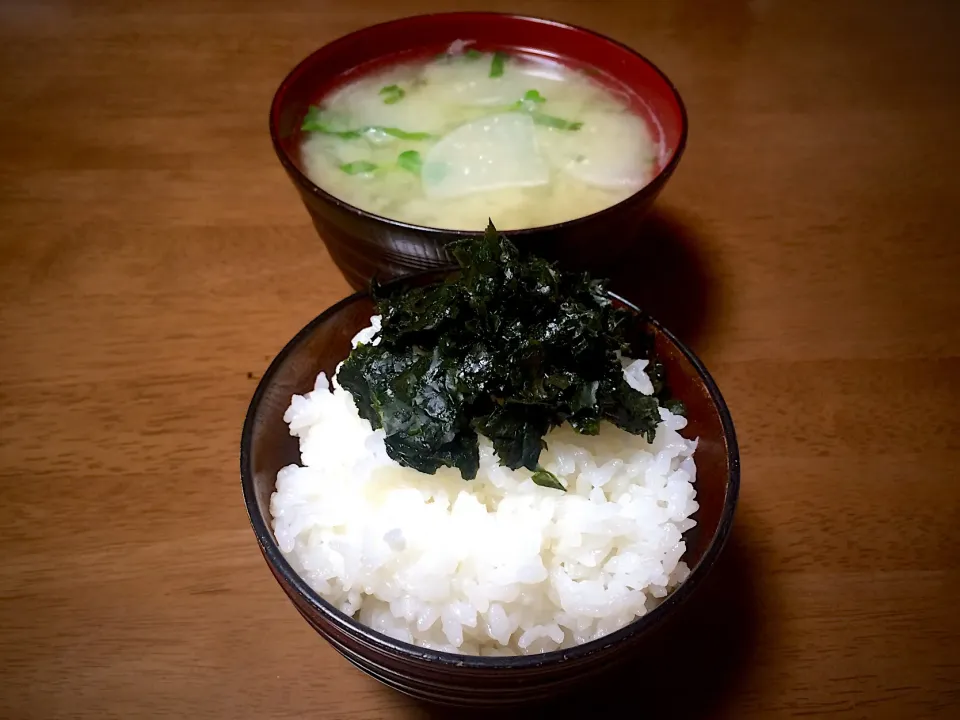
240,277,738,707
270,12,687,289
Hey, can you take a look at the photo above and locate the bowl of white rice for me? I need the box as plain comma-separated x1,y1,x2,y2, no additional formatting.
240,275,738,707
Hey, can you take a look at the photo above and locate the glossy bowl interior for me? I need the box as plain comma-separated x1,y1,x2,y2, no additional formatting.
240,279,739,707
270,13,688,288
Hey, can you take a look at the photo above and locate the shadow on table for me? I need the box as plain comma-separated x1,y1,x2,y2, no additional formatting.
408,523,759,720
598,206,722,354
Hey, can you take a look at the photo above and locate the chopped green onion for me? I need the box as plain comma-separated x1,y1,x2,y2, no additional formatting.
523,89,546,104
496,94,582,131
301,107,434,141
465,48,483,60
378,127,433,141
489,51,507,78
339,161,378,175
317,127,363,139
397,150,423,174
530,112,583,131
379,84,405,104
302,105,322,126
301,108,363,138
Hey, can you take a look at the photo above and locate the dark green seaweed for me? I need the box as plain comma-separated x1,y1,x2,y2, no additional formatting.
336,222,680,482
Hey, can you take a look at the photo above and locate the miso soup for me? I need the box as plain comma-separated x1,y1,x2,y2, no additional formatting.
300,43,661,230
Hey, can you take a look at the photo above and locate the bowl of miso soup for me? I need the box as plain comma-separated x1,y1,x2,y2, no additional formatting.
270,13,687,288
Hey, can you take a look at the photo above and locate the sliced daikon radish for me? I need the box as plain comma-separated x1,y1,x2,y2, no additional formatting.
540,111,655,189
422,113,549,199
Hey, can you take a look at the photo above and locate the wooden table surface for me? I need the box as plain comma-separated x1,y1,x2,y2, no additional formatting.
2,0,959,717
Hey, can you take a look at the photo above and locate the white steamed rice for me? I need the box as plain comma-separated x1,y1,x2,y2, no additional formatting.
270,317,699,656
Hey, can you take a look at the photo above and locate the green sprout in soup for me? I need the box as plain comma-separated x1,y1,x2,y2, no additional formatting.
379,84,406,104
396,150,423,174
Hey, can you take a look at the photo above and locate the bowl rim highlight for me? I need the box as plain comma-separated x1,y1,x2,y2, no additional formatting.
268,11,689,237
240,285,739,670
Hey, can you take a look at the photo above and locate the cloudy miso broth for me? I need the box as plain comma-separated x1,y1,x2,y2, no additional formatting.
300,46,659,230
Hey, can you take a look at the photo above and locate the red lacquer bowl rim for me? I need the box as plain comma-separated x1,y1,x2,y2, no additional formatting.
240,282,739,672
268,12,689,237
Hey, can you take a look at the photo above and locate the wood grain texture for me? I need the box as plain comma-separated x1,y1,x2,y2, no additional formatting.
1,0,959,717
